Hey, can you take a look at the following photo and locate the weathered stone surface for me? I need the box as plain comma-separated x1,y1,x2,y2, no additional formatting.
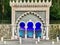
0,24,12,40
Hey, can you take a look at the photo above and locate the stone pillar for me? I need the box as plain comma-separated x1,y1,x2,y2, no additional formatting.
25,26,27,39
11,8,15,39
59,24,60,29
57,37,59,42
46,26,49,40
1,37,4,42
46,8,49,40
25,30,27,39
19,37,22,44
33,25,35,39
33,30,35,39
38,37,40,42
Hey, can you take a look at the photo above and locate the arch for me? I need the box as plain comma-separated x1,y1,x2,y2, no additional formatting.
27,20,34,38
35,22,41,28
35,22,42,38
27,22,33,29
35,22,42,31
15,12,45,38
27,21,34,34
16,12,45,26
19,21,25,38
19,22,25,30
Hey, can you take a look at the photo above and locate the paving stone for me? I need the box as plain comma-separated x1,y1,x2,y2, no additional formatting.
0,39,60,45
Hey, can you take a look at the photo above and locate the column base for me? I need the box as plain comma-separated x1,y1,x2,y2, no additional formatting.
43,36,46,40
46,37,49,40
25,34,27,39
38,37,40,42
19,37,22,44
57,37,59,42
33,34,35,39
15,36,18,39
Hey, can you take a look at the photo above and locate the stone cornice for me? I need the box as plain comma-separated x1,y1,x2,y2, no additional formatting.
10,0,52,8
11,4,49,7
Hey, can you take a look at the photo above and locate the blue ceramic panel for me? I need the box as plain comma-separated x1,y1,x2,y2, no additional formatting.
27,22,33,28
19,22,25,30
19,30,25,38
35,22,42,38
27,22,34,38
27,31,33,38
35,22,41,30
19,22,25,38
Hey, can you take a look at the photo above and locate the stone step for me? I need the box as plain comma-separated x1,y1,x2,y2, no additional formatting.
0,38,60,45
22,38,37,44
0,41,4,45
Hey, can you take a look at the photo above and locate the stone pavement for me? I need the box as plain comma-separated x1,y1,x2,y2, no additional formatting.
0,39,60,45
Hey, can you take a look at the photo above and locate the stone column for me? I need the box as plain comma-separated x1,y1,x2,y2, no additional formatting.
38,37,40,42
19,37,22,44
25,26,27,39
11,8,15,39
33,25,35,39
33,30,35,39
46,26,49,40
1,37,4,42
46,8,49,40
59,24,60,29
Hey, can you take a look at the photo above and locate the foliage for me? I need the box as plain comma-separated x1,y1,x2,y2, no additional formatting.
0,0,11,24
50,0,60,20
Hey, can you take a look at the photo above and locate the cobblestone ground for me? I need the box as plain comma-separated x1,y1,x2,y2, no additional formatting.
0,39,60,45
